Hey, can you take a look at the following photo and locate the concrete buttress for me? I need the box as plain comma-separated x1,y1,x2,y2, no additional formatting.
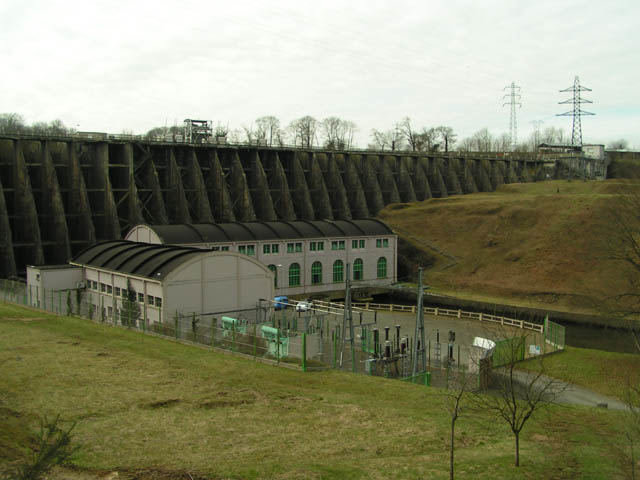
264,151,295,221
248,151,277,221
185,149,214,223
39,142,71,263
412,157,432,201
475,159,493,192
64,142,96,252
12,140,44,267
396,157,417,203
0,176,16,277
205,150,235,222
307,153,333,220
290,152,315,220
324,154,351,220
360,155,385,214
342,155,370,218
461,159,479,194
87,143,121,240
444,158,463,195
229,151,256,222
376,155,401,206
166,149,192,224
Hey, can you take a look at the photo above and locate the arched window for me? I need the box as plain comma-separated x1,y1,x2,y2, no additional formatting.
377,257,387,278
268,264,277,288
311,261,322,285
333,260,344,283
289,263,301,287
353,258,363,281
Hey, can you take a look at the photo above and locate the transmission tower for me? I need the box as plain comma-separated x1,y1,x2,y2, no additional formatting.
557,76,594,146
503,82,522,151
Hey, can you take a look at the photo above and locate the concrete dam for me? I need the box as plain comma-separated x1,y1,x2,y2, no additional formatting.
0,135,544,277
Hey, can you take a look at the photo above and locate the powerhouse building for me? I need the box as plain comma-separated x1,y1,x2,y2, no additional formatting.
26,241,274,324
125,219,397,297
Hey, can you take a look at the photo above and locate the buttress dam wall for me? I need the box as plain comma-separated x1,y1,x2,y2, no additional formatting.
0,136,543,277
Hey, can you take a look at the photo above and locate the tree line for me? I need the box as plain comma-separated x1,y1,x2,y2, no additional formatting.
1,112,630,152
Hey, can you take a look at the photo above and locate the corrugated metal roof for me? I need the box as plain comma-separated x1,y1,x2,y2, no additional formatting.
132,219,393,244
71,240,203,280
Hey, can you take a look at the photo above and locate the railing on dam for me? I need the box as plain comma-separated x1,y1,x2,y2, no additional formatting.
0,132,542,161
316,300,545,333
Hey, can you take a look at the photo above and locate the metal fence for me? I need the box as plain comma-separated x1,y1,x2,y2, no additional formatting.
0,280,564,387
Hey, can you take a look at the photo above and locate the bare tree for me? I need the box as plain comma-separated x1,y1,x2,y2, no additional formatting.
436,126,457,152
288,116,318,148
398,117,419,152
369,128,391,151
255,116,281,147
320,117,357,150
443,368,475,480
0,113,27,134
415,127,439,152
540,126,566,145
475,330,564,467
470,128,494,152
608,139,629,150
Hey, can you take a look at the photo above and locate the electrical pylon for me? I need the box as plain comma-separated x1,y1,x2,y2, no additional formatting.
557,76,594,146
503,82,522,151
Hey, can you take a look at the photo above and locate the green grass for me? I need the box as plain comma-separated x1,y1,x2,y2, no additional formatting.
520,346,640,400
379,179,638,320
0,304,631,479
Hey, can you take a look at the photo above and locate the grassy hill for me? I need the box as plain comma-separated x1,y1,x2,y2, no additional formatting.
379,180,637,319
0,305,630,479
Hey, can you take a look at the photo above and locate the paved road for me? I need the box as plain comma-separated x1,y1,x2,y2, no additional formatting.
507,370,627,411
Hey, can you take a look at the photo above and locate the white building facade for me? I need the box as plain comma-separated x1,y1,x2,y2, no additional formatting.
125,220,398,297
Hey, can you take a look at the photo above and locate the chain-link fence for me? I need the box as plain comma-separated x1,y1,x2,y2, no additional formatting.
0,279,563,387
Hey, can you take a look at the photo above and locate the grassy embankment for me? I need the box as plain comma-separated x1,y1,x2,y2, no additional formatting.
519,345,640,401
0,304,631,479
379,179,637,321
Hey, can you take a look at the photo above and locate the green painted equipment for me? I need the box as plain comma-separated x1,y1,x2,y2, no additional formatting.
222,316,247,337
261,325,289,357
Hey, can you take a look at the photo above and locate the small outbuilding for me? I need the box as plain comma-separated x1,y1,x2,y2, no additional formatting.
69,240,274,324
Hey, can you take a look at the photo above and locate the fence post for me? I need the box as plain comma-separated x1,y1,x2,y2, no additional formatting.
479,313,483,322
302,333,307,372
50,289,54,311
211,317,216,347
332,329,336,368
434,307,438,316
457,309,461,319
175,312,179,340
253,323,257,358
232,320,236,352
276,327,280,365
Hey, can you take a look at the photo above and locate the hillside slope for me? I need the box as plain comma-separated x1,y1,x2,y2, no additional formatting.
379,180,636,318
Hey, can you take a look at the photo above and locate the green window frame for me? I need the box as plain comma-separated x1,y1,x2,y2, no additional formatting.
333,260,344,283
352,239,358,249
287,243,294,253
383,238,389,248
359,239,365,248
268,264,277,288
331,241,338,250
239,245,246,254
138,292,145,303
221,246,229,251
289,263,301,287
377,257,387,278
353,258,363,281
247,245,255,256
212,246,220,251
263,244,271,254
295,242,303,253
376,239,382,248
155,298,162,308
311,261,322,285
317,241,324,251
310,242,316,251
272,244,279,254
339,241,345,250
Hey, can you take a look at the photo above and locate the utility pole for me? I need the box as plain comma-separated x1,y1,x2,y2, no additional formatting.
340,263,355,372
503,82,522,152
412,267,426,377
557,76,594,147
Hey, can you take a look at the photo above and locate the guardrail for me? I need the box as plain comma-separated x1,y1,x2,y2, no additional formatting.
329,301,544,333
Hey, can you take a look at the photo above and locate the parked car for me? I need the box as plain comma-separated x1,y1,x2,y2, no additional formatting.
274,296,288,310
295,300,312,312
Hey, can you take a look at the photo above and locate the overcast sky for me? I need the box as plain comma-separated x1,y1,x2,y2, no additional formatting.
1,0,638,148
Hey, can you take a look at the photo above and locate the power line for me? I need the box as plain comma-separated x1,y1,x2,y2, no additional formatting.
502,82,522,151
557,76,594,146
